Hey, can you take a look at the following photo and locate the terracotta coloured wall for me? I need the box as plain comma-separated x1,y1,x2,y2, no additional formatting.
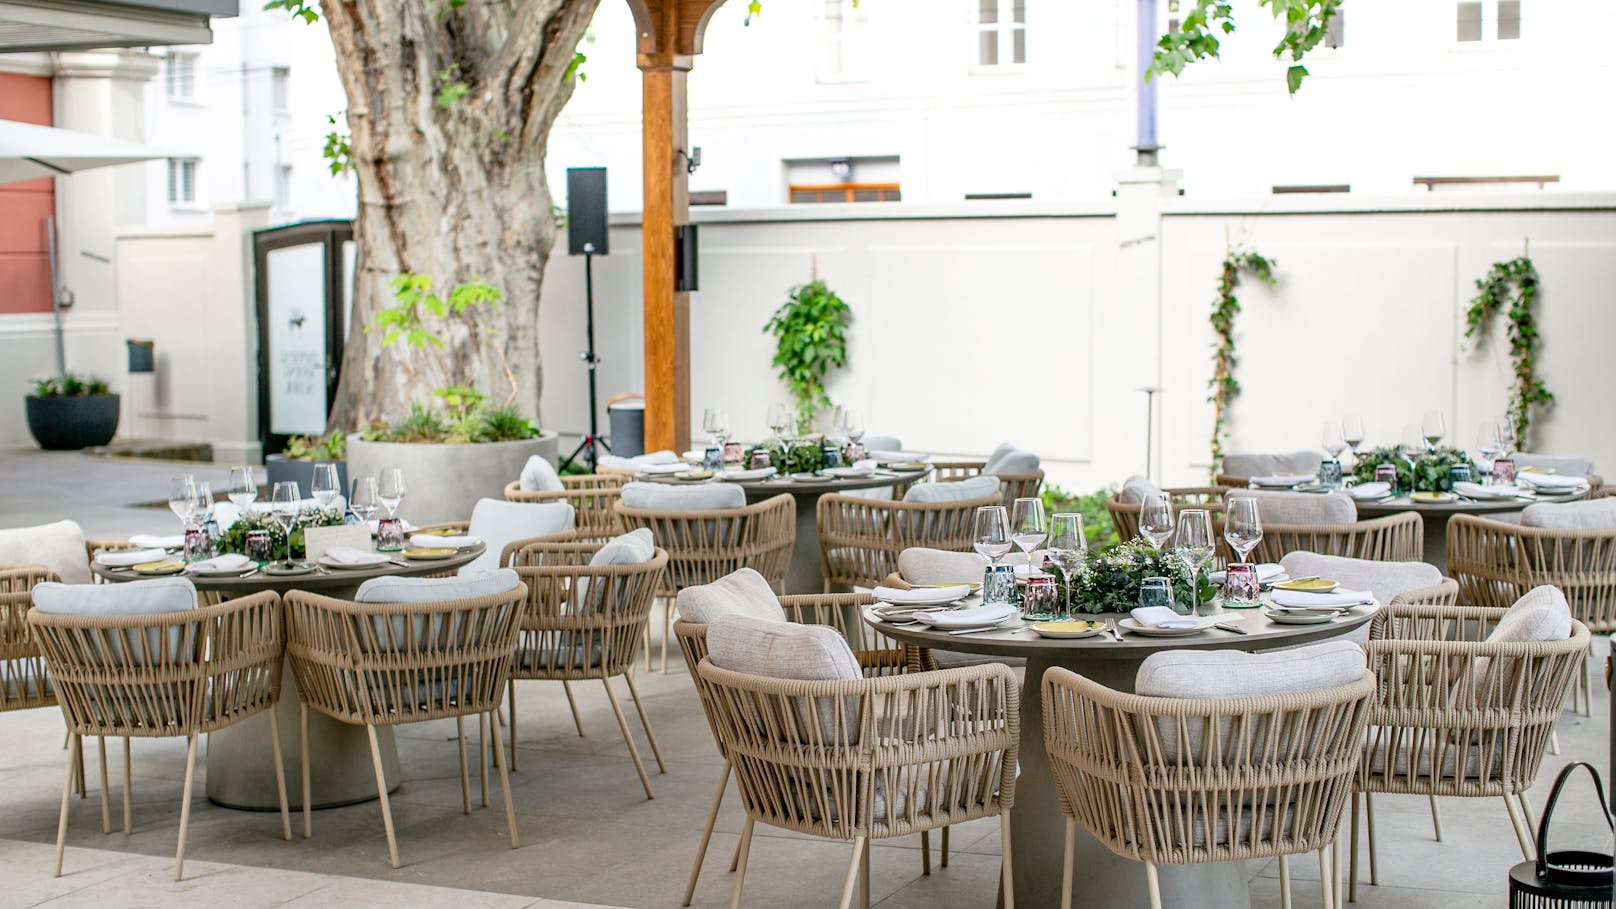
0,73,54,315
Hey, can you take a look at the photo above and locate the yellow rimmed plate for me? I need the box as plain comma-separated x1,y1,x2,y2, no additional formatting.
1272,578,1340,593
402,547,456,561
675,470,714,481
131,559,186,576
1030,620,1105,639
1411,491,1458,503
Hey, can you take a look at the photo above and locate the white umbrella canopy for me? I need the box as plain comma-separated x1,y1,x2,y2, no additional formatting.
0,118,169,185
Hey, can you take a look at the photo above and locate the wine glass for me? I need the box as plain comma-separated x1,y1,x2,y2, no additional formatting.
1223,497,1263,565
1497,417,1517,458
1172,509,1215,615
350,476,379,524
168,475,197,532
378,468,406,518
1047,512,1087,619
193,481,215,528
1421,410,1446,452
702,408,731,448
1010,498,1048,576
1476,421,1503,479
1137,492,1175,552
1341,414,1365,453
227,466,257,509
310,463,340,511
270,481,300,568
1322,421,1347,462
766,403,790,441
1397,424,1424,494
972,505,1013,568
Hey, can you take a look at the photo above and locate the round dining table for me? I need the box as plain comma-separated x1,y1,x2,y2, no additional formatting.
93,544,484,810
1352,488,1585,571
645,466,929,594
865,599,1378,909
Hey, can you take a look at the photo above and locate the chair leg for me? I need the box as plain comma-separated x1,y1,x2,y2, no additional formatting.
97,736,110,835
941,825,949,867
488,711,518,849
508,682,519,772
730,817,756,909
1365,792,1378,885
300,704,312,839
53,732,76,878
1000,809,1014,909
1334,833,1344,909
661,602,672,673
1581,655,1593,716
1144,860,1163,909
920,830,931,876
365,725,400,868
74,735,86,799
1279,854,1293,909
602,678,654,799
269,708,291,841
1061,816,1076,909
622,670,667,774
455,715,470,814
1348,791,1360,904
1518,791,1535,832
560,679,586,737
1548,729,1561,755
478,712,489,808
860,838,870,909
1428,794,1443,842
644,607,654,673
174,732,198,881
1503,793,1534,861
122,738,132,835
835,833,864,909
1319,845,1335,909
682,760,731,907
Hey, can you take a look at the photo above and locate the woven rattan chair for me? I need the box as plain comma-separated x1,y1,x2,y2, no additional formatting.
1246,512,1423,564
283,584,526,868
1043,664,1375,909
816,487,1004,592
1104,487,1229,544
503,473,627,541
1448,513,1616,716
1347,583,1591,902
504,544,669,794
929,459,1044,506
673,591,914,905
616,492,795,672
29,590,290,880
697,655,1018,909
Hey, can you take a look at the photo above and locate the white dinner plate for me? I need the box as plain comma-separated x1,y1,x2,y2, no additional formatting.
1263,609,1337,625
1118,617,1208,637
318,554,390,570
876,589,969,608
912,612,1018,632
188,565,260,578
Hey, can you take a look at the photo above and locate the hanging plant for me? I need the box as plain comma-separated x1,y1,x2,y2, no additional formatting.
1207,248,1278,469
1465,256,1551,450
765,278,852,427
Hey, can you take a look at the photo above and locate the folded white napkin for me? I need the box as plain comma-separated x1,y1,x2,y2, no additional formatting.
1208,563,1285,584
912,603,1017,628
1249,475,1313,488
640,462,691,475
366,518,416,534
1269,588,1374,609
1130,606,1200,629
825,459,877,478
867,450,930,463
129,534,184,549
409,534,481,549
1518,473,1588,492
95,548,169,567
187,553,254,573
324,546,390,566
1453,481,1522,500
719,467,776,481
1346,482,1391,500
873,584,973,605
682,450,704,461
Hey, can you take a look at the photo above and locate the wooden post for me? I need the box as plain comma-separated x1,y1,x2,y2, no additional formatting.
639,20,693,455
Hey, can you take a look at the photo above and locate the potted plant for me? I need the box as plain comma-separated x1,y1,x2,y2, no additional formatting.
25,373,120,450
342,274,557,523
765,277,851,429
265,429,348,498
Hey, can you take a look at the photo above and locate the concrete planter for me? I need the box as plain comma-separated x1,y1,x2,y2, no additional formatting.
265,455,347,499
25,394,120,450
345,433,558,524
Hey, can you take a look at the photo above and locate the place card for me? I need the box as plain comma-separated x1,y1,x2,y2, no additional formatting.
303,525,374,563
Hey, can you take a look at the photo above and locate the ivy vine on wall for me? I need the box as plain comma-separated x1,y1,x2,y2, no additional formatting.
765,278,852,428
1465,256,1551,450
1208,248,1278,468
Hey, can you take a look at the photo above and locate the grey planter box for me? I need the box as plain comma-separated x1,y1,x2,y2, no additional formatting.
345,433,559,525
264,455,348,500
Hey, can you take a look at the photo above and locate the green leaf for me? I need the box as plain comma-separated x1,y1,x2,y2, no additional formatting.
1286,64,1308,94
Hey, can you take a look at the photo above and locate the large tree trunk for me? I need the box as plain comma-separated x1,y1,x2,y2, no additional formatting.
323,0,599,432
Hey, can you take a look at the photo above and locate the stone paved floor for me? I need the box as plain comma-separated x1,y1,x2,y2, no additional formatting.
0,448,1611,908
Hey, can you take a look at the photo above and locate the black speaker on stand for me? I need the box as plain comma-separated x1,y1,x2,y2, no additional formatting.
560,167,611,472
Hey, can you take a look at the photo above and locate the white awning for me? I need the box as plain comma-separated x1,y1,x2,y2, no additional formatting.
0,0,236,52
0,118,170,185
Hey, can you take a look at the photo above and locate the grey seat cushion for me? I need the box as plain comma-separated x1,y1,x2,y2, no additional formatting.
1118,475,1165,505
462,498,575,574
0,519,91,584
982,443,1040,475
897,548,988,586
1519,498,1616,531
1511,454,1595,477
589,528,656,567
518,455,565,492
1137,639,1366,700
1278,552,1441,605
904,475,1000,504
357,568,522,603
861,435,902,452
1226,489,1356,525
620,481,746,511
32,577,198,664
708,614,862,741
675,568,786,625
1222,451,1324,478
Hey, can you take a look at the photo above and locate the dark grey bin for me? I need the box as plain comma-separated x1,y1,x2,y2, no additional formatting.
607,394,645,458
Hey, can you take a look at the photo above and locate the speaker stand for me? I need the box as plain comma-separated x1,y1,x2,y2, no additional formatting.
561,249,611,472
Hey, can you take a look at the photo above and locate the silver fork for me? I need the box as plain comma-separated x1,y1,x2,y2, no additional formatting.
1105,619,1124,642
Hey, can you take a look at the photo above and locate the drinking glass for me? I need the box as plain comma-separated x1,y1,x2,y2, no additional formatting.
1172,509,1215,615
1476,421,1503,480
1047,513,1087,619
227,466,257,509
193,481,215,527
310,463,340,510
1322,421,1347,461
378,468,406,518
168,475,197,531
842,409,864,445
1139,577,1179,616
1421,410,1446,451
972,505,1012,567
702,408,731,448
1137,492,1175,552
270,481,300,567
1397,424,1424,492
1341,414,1366,453
1497,417,1517,458
1223,496,1263,564
350,476,379,524
1010,497,1047,575
766,403,790,441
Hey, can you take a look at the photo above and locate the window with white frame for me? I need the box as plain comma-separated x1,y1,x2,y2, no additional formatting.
818,0,870,81
165,52,197,100
271,66,290,112
274,164,292,210
1457,0,1520,42
975,0,1026,69
167,158,198,206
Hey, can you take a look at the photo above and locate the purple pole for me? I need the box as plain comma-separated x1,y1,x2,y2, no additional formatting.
1136,0,1160,164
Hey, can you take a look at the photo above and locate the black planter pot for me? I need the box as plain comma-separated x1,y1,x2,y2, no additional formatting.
25,394,120,450
265,454,347,499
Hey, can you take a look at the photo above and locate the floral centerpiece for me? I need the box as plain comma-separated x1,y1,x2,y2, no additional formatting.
1350,446,1477,494
215,504,347,562
1053,539,1216,615
743,436,826,474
